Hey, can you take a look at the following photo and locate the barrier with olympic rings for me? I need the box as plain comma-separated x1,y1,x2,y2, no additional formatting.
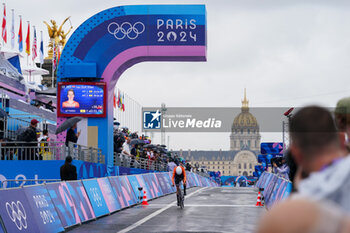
0,172,218,232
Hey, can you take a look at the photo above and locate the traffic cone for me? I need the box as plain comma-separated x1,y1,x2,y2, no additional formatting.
256,191,263,207
141,190,149,206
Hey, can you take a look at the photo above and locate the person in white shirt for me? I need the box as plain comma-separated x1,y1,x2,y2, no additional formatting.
167,158,177,172
121,138,131,161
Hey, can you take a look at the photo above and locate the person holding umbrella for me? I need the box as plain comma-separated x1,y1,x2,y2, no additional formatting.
65,123,80,147
55,117,82,148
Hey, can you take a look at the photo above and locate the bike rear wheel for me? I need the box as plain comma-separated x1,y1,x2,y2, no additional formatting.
179,188,184,209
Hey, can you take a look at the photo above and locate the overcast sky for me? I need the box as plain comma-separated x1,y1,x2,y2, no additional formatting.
4,0,350,150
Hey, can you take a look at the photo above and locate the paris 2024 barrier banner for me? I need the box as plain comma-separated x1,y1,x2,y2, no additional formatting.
0,172,218,232
256,172,292,209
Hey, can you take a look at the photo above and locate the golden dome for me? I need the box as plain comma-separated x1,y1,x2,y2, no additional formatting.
232,89,259,130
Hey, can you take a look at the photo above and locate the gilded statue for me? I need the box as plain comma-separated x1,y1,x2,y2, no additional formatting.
43,17,72,59
59,27,73,47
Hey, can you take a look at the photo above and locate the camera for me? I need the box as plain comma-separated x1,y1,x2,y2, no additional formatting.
271,157,283,167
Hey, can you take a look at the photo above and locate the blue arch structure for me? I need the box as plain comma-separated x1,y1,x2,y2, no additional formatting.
235,176,248,186
57,5,207,173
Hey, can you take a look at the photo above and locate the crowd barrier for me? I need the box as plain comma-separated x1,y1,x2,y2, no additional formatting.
0,172,218,232
255,172,292,209
0,160,214,189
0,160,160,188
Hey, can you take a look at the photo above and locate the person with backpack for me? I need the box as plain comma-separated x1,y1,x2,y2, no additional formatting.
18,119,39,160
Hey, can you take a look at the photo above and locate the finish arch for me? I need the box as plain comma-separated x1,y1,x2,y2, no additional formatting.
57,5,207,173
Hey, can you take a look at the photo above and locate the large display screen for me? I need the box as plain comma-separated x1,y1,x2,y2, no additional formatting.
57,82,106,117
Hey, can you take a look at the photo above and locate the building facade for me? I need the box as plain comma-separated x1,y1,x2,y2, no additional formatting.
180,90,261,176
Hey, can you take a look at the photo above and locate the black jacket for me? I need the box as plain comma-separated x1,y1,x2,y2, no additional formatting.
19,126,37,147
65,128,78,146
60,163,77,181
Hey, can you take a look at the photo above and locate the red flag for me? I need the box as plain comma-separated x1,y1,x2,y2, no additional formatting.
25,22,30,55
2,4,7,43
113,93,116,108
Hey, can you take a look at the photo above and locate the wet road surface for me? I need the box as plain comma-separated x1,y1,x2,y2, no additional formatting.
67,187,265,233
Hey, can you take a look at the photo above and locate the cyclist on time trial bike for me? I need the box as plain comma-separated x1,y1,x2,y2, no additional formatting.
172,164,187,206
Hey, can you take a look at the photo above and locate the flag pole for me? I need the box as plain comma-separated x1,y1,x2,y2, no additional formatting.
40,30,43,68
51,40,54,88
51,58,54,88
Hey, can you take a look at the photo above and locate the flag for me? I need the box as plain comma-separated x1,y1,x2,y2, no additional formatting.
2,4,7,43
122,92,125,112
25,22,30,55
52,42,56,70
113,92,116,108
10,9,14,49
18,16,22,52
32,27,37,61
117,90,121,108
39,31,43,65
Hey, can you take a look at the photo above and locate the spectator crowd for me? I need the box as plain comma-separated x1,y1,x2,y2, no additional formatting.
113,125,196,172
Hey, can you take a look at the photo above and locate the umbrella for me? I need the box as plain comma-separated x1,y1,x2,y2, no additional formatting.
22,66,49,76
130,139,145,145
55,117,82,134
0,108,8,118
130,139,139,145
138,139,146,145
22,65,49,83
159,148,167,153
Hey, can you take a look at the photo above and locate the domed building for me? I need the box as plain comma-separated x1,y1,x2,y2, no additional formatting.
179,89,260,177
230,89,261,153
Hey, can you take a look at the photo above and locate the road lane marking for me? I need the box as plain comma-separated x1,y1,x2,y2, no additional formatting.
148,204,258,207
183,204,259,207
117,187,206,233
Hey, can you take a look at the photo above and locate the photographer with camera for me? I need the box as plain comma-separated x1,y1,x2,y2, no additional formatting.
272,157,289,180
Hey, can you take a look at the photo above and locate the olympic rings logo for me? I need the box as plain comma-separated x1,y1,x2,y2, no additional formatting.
90,188,103,207
107,22,145,40
5,201,27,230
